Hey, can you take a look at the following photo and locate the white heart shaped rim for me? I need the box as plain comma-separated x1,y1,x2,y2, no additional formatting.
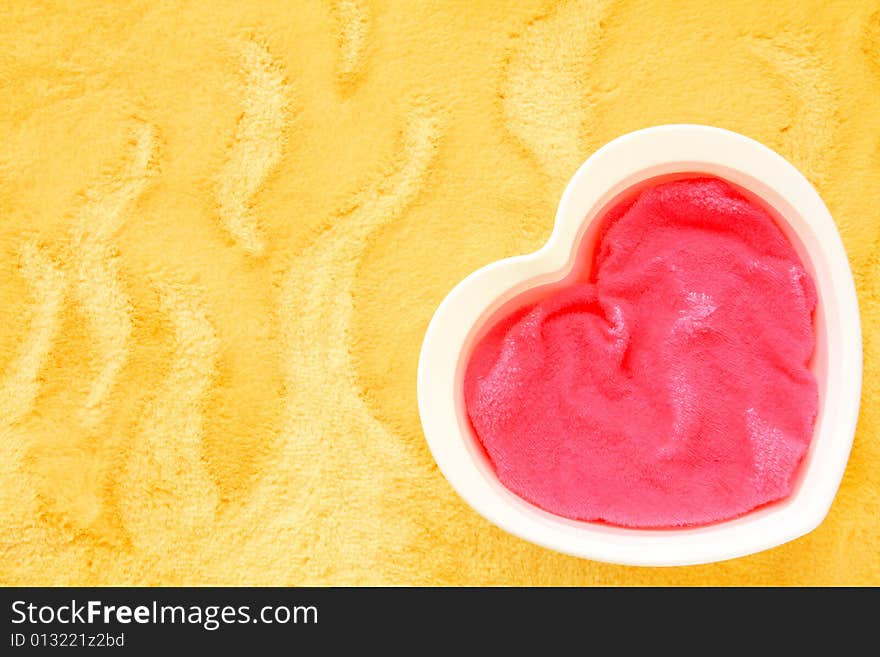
417,124,862,566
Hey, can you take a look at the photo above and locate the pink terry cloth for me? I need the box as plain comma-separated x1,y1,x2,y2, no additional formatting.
464,177,819,528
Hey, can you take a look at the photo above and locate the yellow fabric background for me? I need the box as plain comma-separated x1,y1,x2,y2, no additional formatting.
1,0,877,585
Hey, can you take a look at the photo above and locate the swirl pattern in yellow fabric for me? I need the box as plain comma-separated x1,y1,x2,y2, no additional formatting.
0,0,877,585
216,40,290,256
332,0,370,90
0,243,66,535
502,0,609,189
120,281,220,555
72,123,154,429
0,243,67,426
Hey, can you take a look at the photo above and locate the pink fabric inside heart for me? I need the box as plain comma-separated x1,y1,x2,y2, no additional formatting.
464,177,818,528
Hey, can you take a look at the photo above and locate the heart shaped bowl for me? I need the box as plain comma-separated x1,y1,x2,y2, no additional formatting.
417,124,862,566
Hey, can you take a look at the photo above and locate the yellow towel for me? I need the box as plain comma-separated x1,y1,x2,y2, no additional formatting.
1,0,877,585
